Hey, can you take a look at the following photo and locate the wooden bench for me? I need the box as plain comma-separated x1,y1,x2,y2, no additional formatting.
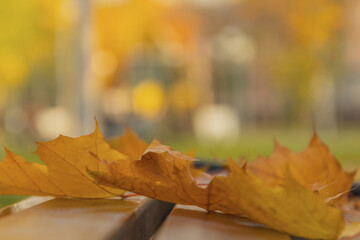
0,197,173,240
0,197,297,240
154,205,291,240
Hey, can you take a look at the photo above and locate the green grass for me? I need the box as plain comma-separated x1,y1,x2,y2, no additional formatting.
0,128,359,208
0,196,28,208
167,128,360,170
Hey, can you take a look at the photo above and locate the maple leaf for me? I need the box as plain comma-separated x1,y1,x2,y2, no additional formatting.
90,140,209,208
248,133,356,202
109,130,207,178
208,159,345,239
91,134,348,239
0,121,127,198
109,128,148,160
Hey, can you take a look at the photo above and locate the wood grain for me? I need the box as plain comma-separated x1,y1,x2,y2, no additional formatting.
0,197,143,240
153,205,292,240
0,197,305,240
0,196,53,217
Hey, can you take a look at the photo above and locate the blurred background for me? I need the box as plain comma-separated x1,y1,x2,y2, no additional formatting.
1,0,360,205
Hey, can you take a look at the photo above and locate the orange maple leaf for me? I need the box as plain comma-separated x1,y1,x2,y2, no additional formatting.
0,121,126,198
109,128,148,160
209,159,345,239
108,129,207,178
90,140,209,208
248,133,356,202
91,134,349,239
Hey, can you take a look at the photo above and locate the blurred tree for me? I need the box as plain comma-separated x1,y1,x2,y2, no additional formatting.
239,0,344,126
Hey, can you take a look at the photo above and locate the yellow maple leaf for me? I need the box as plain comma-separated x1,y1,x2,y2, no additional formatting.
248,133,355,201
0,121,127,198
209,159,345,239
109,128,148,160
91,135,347,239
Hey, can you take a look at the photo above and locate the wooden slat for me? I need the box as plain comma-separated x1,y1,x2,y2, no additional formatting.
0,196,53,217
107,199,175,240
0,197,144,240
153,205,292,240
0,198,305,240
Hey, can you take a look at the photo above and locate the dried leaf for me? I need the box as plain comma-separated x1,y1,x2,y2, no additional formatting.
249,133,355,201
0,121,126,198
90,140,209,208
92,137,347,238
209,159,345,239
110,130,207,179
109,128,148,160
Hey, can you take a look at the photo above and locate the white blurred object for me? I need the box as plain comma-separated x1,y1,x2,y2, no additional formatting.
190,0,240,9
193,104,240,142
34,107,74,140
213,27,256,64
155,0,240,8
4,108,28,135
102,87,132,121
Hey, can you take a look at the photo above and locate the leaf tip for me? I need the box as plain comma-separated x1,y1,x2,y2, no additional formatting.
242,161,248,171
124,126,134,135
226,157,247,173
151,139,161,145
273,138,280,148
3,146,11,155
94,117,100,131
273,138,284,151
309,131,322,146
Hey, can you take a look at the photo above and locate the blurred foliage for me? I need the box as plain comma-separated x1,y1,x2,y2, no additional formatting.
240,0,343,110
94,0,200,87
0,0,61,89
